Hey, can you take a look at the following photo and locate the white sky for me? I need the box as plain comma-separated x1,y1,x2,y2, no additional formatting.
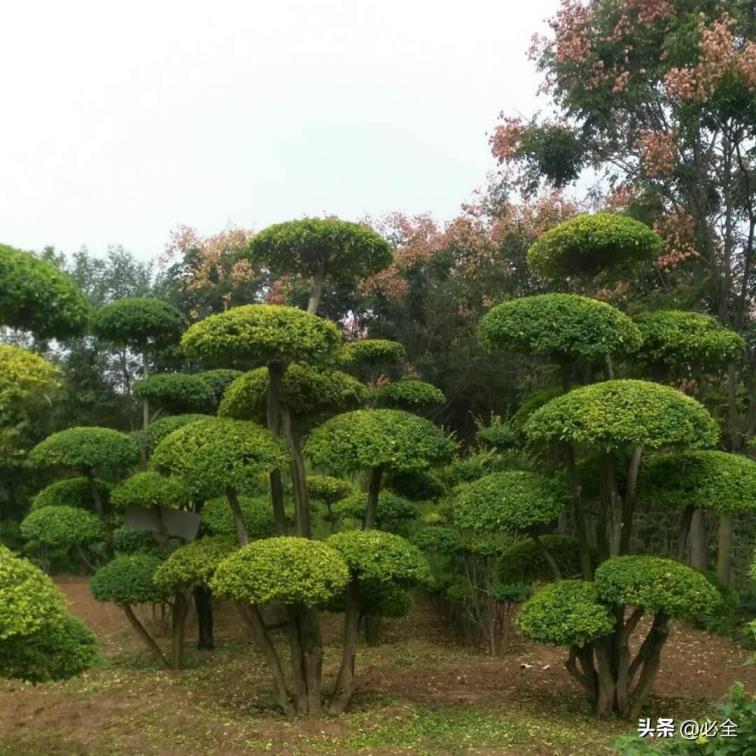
1,1,560,260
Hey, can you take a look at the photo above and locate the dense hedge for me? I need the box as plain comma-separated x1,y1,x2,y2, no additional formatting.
200,496,274,538
526,213,663,278
110,471,192,511
374,379,445,409
133,373,216,414
306,475,353,503
137,414,212,455
20,506,104,548
31,477,110,512
92,297,186,350
479,294,641,362
90,554,167,605
340,339,405,369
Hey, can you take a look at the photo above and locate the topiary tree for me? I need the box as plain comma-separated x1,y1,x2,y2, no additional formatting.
0,545,98,682
519,557,721,718
305,409,457,529
151,417,287,546
306,475,353,532
333,491,420,533
247,217,392,315
0,243,91,340
20,506,104,570
182,304,341,537
325,529,431,712
30,477,110,513
92,297,187,429
524,380,719,570
194,369,242,405
153,536,238,654
133,373,217,417
526,213,663,280
454,471,566,579
340,338,405,385
639,451,756,583
110,471,193,513
479,294,641,387
373,379,445,412
90,554,175,668
200,495,274,539
211,536,350,715
136,413,212,459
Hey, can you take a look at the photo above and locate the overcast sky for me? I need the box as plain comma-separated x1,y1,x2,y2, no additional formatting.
1,1,560,261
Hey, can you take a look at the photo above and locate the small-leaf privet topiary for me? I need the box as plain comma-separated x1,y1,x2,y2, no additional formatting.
151,417,287,545
526,213,663,278
200,496,274,539
153,536,238,593
247,217,392,315
307,475,353,531
0,545,98,682
137,413,212,457
110,471,193,512
306,409,456,528
374,379,445,411
0,243,91,339
634,310,745,374
340,339,405,384
333,491,419,532
31,477,110,512
478,294,641,368
133,373,217,415
454,471,565,579
20,506,104,549
211,537,350,715
90,554,177,669
325,529,431,712
194,369,242,404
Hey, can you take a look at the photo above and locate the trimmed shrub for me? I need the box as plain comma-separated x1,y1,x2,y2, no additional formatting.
133,373,216,414
137,413,212,456
374,379,445,409
306,475,353,503
340,339,405,370
200,496,274,538
92,297,186,350
31,478,110,512
0,345,60,418
153,536,238,592
20,506,104,548
333,492,420,530
90,554,167,605
110,471,192,511
195,369,242,403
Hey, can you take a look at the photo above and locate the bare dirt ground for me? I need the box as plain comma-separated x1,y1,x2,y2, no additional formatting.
0,577,752,755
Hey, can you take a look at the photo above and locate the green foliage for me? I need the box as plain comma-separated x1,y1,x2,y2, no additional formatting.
498,535,584,584
479,294,641,362
634,310,745,372
454,471,564,534
374,379,445,410
20,506,104,548
341,339,405,371
112,526,158,555
639,451,756,515
0,345,60,420
0,243,91,339
360,581,413,618
110,471,193,511
306,475,353,503
333,492,420,530
31,477,109,512
210,536,349,606
248,217,391,284
510,389,563,433
90,554,167,605
525,380,719,451
475,414,516,451
151,417,288,499
594,556,721,622
517,580,615,645
384,468,447,502
445,450,522,486
305,409,456,475
326,530,431,585
526,213,663,278
200,496,274,538
29,427,139,478
0,544,65,640
181,304,340,368
194,369,242,403
218,363,367,421
0,614,99,683
153,536,238,592
137,414,212,456
133,373,216,414
92,297,186,350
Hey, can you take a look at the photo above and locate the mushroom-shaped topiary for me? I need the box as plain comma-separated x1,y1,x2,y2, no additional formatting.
325,529,431,712
0,545,98,682
333,491,420,532
133,373,217,416
153,535,238,593
137,413,212,457
247,218,392,315
218,364,368,423
634,310,745,375
306,475,353,532
211,536,350,715
200,496,274,539
305,409,456,528
454,471,566,579
340,339,405,384
31,477,110,512
151,417,287,545
110,471,193,512
90,554,175,668
524,380,719,563
478,294,641,374
0,244,91,339
374,379,445,411
526,213,663,279
20,506,104,553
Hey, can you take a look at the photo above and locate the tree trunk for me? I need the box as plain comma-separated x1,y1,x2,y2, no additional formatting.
566,445,592,579
282,409,311,538
306,264,326,315
121,603,169,669
266,362,288,535
620,446,643,555
688,508,708,570
717,512,734,586
628,613,670,719
226,486,249,546
171,591,189,669
364,467,383,530
193,586,214,650
330,575,360,713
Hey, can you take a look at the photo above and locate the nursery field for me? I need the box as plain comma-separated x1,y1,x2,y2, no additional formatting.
0,577,752,756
